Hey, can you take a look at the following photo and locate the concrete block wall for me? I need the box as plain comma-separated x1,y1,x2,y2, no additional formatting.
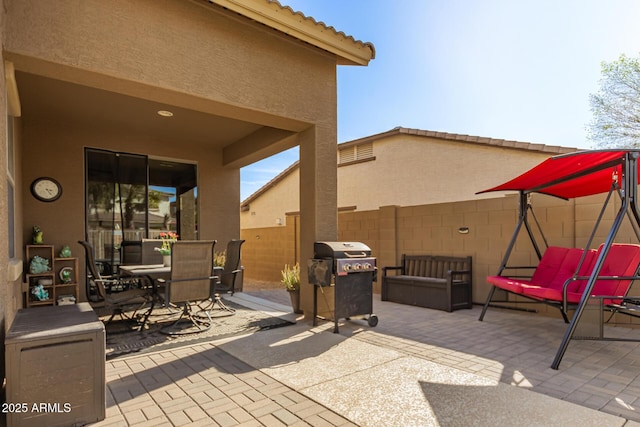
241,220,293,284
241,191,640,324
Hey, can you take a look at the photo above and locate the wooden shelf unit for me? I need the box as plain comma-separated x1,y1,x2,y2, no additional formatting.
25,245,79,307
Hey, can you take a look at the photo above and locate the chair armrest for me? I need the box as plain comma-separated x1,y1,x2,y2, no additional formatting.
382,266,402,277
447,269,472,282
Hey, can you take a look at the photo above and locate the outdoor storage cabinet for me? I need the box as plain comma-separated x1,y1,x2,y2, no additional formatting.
5,303,105,427
382,255,473,312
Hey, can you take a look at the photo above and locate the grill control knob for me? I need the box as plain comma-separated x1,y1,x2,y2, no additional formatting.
343,264,352,272
353,263,362,270
363,263,372,270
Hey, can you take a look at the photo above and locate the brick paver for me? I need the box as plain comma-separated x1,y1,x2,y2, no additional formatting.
92,342,354,427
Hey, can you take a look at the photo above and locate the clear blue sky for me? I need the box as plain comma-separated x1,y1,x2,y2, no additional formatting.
241,0,640,200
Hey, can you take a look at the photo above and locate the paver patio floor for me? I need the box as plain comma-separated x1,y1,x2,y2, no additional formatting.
90,290,640,426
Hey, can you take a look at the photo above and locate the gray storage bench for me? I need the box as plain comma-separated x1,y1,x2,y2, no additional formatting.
5,303,105,427
381,254,472,312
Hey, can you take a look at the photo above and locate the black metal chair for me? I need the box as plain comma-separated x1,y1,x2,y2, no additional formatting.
78,240,154,329
158,240,217,335
120,240,142,265
215,239,245,295
198,239,245,316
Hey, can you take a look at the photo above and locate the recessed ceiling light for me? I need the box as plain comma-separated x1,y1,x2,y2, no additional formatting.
157,110,173,117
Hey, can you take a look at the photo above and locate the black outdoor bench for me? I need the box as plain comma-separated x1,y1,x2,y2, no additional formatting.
381,254,473,312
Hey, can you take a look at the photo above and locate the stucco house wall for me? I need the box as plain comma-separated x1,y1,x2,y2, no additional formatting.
343,133,564,210
243,164,301,229
0,0,374,385
4,0,371,301
5,0,338,130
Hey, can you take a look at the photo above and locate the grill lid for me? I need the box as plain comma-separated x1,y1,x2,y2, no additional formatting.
314,241,372,259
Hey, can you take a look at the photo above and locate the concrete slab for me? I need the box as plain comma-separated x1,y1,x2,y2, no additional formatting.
304,356,624,427
227,292,299,324
218,320,627,427
219,323,401,389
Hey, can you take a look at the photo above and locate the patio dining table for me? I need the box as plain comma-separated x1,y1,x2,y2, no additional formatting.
118,263,171,279
118,264,171,301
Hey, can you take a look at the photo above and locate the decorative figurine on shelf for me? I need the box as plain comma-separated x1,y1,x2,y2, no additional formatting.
29,255,51,274
32,225,44,244
31,284,49,301
59,245,72,258
60,267,72,284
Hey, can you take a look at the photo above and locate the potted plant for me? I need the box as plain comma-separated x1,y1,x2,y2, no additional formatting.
214,250,226,268
154,231,178,266
281,263,302,314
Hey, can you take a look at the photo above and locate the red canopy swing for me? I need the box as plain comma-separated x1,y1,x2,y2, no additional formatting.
477,150,640,369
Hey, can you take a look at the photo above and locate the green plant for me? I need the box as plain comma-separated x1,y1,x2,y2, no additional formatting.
214,250,226,268
281,263,300,292
154,231,178,255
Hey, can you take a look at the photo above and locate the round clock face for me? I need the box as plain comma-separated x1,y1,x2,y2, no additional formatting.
31,177,62,202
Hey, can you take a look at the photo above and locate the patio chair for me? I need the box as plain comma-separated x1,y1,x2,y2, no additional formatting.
158,240,217,335
78,240,154,329
199,239,245,316
120,240,142,265
141,239,163,265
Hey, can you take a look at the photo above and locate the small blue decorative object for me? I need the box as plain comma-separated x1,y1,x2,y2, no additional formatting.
29,256,51,274
31,284,49,301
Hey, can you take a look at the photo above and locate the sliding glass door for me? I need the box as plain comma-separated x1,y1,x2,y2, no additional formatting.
84,148,197,297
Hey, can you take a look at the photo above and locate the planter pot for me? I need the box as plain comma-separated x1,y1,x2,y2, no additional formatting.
288,289,302,314
162,255,171,267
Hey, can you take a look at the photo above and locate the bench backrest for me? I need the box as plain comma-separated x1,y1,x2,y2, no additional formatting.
531,244,640,298
550,248,598,291
401,255,471,279
573,243,640,297
530,246,569,286
530,246,600,291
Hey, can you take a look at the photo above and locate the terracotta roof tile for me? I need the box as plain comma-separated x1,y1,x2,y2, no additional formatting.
341,127,578,155
267,0,376,58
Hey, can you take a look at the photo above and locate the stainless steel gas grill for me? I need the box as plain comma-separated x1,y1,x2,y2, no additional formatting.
308,241,378,333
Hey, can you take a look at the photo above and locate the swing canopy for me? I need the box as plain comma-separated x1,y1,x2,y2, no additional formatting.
478,150,640,199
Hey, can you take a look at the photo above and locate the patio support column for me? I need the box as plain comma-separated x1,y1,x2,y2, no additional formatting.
299,125,338,317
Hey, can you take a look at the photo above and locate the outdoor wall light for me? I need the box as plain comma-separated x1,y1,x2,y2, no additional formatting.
458,227,470,234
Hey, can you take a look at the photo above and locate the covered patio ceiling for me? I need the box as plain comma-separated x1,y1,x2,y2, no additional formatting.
15,71,300,167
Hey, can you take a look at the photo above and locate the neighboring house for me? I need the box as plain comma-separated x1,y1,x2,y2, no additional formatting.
241,127,578,229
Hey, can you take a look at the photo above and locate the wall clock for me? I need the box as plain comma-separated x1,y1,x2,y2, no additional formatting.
30,177,62,202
